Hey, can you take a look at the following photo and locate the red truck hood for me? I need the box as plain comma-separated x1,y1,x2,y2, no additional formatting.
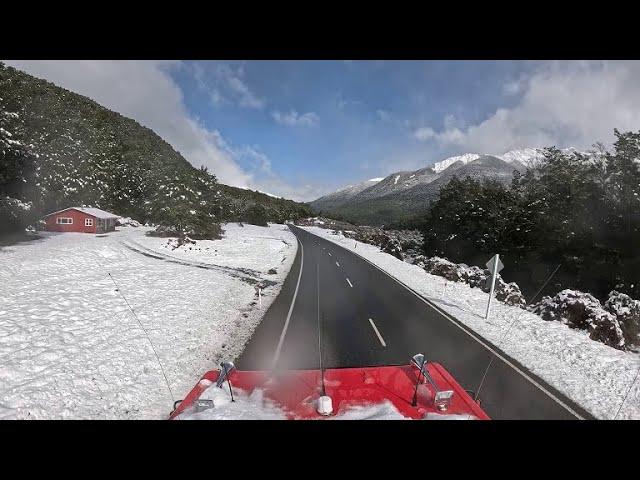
170,362,490,420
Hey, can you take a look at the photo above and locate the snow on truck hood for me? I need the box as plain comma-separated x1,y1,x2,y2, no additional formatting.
174,383,477,420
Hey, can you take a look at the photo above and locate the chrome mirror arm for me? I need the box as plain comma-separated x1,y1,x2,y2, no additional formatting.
216,361,236,388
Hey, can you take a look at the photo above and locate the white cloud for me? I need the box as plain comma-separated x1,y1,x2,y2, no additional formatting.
413,126,435,141
414,61,640,154
5,60,253,187
336,95,362,111
272,110,319,127
192,62,264,109
226,143,327,201
376,109,392,122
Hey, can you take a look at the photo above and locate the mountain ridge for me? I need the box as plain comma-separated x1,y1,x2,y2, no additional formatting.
310,148,577,225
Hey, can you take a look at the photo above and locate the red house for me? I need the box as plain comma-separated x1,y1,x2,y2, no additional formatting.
44,207,119,234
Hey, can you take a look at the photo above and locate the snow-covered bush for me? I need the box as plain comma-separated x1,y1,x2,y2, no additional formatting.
409,254,428,269
116,216,141,227
604,291,640,348
529,290,626,350
165,236,197,250
379,235,403,260
421,257,527,307
423,256,464,281
148,220,223,240
496,281,527,308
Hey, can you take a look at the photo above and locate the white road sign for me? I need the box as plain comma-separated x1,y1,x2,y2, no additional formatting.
486,255,504,274
485,254,504,320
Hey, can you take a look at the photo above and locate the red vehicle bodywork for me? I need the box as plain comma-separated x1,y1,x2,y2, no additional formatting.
170,363,490,420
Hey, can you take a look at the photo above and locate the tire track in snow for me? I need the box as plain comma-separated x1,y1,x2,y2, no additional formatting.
122,240,276,287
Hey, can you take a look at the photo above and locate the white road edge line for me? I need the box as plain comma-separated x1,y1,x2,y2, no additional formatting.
346,277,353,288
297,226,585,420
368,318,386,347
271,236,304,369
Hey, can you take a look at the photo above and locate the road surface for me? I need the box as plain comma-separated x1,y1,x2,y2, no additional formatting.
237,225,593,419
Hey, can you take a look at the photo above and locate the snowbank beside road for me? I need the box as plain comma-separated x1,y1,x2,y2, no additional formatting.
299,226,640,420
0,223,296,419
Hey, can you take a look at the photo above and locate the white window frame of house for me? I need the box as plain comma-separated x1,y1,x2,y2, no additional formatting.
56,217,73,225
85,218,94,227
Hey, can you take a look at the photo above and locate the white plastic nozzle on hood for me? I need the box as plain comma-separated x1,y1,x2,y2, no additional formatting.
317,395,333,416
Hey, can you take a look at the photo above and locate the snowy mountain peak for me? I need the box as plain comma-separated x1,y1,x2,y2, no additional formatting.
430,147,572,173
431,153,480,173
497,147,545,165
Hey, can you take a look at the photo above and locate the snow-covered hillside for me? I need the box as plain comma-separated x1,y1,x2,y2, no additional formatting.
299,226,640,420
0,224,297,419
431,153,481,173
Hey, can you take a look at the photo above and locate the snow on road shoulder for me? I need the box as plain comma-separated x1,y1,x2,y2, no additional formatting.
299,226,640,420
0,223,296,419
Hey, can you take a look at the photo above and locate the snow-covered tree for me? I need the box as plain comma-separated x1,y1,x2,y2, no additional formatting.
0,106,36,233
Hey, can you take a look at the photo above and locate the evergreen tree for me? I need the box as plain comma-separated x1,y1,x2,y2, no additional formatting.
420,131,640,300
0,107,36,233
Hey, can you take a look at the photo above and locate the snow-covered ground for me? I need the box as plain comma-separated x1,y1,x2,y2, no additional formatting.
0,223,297,419
299,226,640,420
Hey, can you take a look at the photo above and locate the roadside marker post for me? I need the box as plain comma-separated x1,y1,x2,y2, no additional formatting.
485,254,504,320
258,288,262,308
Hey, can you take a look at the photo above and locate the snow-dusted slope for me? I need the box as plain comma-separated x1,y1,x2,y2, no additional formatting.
310,178,382,211
0,224,297,419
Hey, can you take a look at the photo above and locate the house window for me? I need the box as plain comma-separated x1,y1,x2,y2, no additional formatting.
85,218,94,227
56,217,73,224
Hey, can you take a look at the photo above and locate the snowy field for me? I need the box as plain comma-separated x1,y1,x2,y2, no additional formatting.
0,223,297,419
300,226,640,420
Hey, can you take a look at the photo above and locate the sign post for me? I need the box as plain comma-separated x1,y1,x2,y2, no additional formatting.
485,254,504,320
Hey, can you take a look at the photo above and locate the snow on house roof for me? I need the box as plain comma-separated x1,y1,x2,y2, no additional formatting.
46,207,119,219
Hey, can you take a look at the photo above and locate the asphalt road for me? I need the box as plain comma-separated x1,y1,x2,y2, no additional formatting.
237,225,594,420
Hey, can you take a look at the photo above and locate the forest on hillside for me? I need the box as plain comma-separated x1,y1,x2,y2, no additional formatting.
410,131,640,301
0,62,311,238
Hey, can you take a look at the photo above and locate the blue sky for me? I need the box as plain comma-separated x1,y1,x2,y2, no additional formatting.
171,60,534,193
7,60,640,201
